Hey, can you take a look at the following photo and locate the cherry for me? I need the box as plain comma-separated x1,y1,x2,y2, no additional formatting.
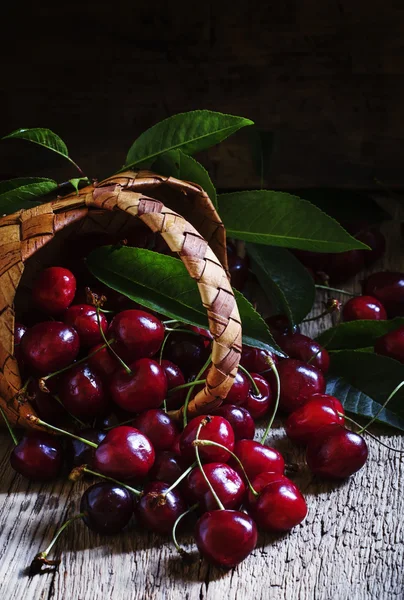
14,322,27,372
188,325,213,344
240,345,278,374
60,363,110,420
276,333,330,374
374,326,404,364
63,304,108,347
21,322,80,375
227,252,250,291
363,272,404,318
229,440,285,482
326,249,365,284
66,428,107,470
342,296,387,322
88,343,120,378
136,481,186,534
184,463,246,512
306,425,368,479
80,482,134,534
267,358,326,413
93,426,155,481
148,451,185,484
110,358,167,413
285,395,345,445
163,331,209,377
180,416,235,464
266,314,299,340
355,227,386,266
224,370,250,406
195,510,257,568
213,404,255,440
32,267,76,315
10,431,63,481
241,373,272,419
108,309,165,361
27,379,67,425
132,409,179,451
161,360,187,410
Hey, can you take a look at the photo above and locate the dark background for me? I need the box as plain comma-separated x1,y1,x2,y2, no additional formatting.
1,1,403,190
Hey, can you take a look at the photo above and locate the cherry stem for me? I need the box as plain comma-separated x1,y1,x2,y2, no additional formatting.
168,379,206,395
172,503,199,559
0,406,18,446
315,284,356,297
95,307,132,375
260,357,280,445
358,380,404,434
104,418,134,431
238,364,260,396
80,466,142,496
163,319,181,325
194,420,225,510
302,300,340,324
28,416,98,448
183,355,212,429
341,412,404,454
42,341,112,383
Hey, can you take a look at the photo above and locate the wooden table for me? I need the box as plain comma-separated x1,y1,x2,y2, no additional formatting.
0,217,403,600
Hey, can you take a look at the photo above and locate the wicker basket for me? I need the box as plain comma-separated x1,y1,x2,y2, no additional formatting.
0,170,242,429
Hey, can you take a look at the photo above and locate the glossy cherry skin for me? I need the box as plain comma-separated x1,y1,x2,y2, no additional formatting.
224,370,250,406
266,314,299,340
326,249,365,284
10,432,63,481
277,333,330,374
163,331,209,377
148,451,185,484
306,425,368,479
267,358,326,413
80,482,134,534
241,373,272,419
108,309,165,361
240,345,278,375
363,272,404,318
93,426,155,481
195,510,257,569
60,363,110,420
132,409,179,451
374,326,404,363
180,415,235,464
342,296,387,322
136,481,186,534
213,404,255,440
66,428,107,470
110,358,167,414
20,321,80,375
161,360,186,410
184,463,246,512
88,343,120,378
63,304,108,347
285,395,345,445
14,322,27,372
229,440,285,482
32,267,76,315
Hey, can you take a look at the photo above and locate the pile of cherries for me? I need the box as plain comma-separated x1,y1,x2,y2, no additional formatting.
7,249,404,572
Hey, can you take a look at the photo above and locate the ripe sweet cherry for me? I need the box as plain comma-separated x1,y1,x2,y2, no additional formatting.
267,358,326,413
32,267,76,315
342,296,387,322
21,322,80,374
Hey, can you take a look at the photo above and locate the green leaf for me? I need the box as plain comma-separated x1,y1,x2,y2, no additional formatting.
152,150,217,208
3,127,69,158
218,190,369,252
0,177,58,215
86,245,282,355
318,318,404,351
326,376,404,431
247,244,315,325
69,177,90,194
123,110,254,170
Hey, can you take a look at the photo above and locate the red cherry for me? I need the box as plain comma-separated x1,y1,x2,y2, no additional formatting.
306,426,368,479
247,471,289,494
363,272,404,318
137,481,186,534
80,482,134,534
88,343,120,378
27,379,66,425
163,331,209,377
161,359,187,410
110,358,167,413
229,439,285,482
241,373,272,419
21,321,80,375
184,463,246,512
213,404,255,440
108,309,165,361
66,428,107,470
60,363,110,420
179,416,235,464
374,326,404,363
267,358,326,413
10,431,63,481
240,345,278,374
285,395,345,445
342,295,387,322
224,370,250,406
195,510,257,568
63,304,108,347
93,426,155,481
14,322,27,345
276,333,330,374
32,267,76,315
326,249,365,284
132,409,179,451
148,451,185,484
188,325,213,342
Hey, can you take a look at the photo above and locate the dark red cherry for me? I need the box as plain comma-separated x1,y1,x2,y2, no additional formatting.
132,409,179,451
10,431,63,481
161,359,187,410
93,426,155,481
32,267,76,315
108,309,165,361
241,373,272,419
137,481,186,534
195,510,257,568
27,379,66,425
267,358,326,413
180,415,235,464
227,252,250,291
148,451,185,484
326,249,365,284
88,343,120,378
276,333,330,374
342,296,387,322
80,482,134,534
213,404,255,440
240,345,278,375
63,304,108,347
163,331,209,377
21,321,80,375
14,322,27,345
363,272,404,318
306,426,368,479
224,370,250,406
265,315,299,341
374,326,404,363
292,249,329,272
110,358,167,413
285,395,345,445
66,428,106,470
188,325,213,343
60,363,110,420
184,463,246,512
355,227,386,266
229,439,285,482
